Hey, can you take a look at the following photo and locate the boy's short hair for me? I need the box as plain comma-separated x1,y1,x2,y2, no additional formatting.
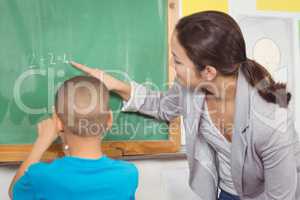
55,76,110,137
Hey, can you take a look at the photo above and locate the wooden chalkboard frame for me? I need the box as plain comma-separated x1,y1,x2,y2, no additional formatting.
0,0,180,162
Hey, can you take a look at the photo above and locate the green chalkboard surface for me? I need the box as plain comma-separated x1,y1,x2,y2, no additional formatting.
0,0,169,145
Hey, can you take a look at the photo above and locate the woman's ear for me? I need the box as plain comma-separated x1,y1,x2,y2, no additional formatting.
106,110,113,131
202,65,217,81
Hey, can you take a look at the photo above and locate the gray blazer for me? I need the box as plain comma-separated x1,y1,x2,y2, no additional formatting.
122,69,300,200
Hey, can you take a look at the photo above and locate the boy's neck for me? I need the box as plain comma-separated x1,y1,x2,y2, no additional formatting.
64,132,103,159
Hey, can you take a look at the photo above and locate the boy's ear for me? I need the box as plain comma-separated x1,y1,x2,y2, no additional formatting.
106,110,113,131
56,117,64,134
52,108,64,134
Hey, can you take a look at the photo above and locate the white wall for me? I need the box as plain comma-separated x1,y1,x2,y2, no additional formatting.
0,166,16,199
0,158,200,200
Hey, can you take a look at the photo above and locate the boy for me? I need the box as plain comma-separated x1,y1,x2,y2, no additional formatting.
9,76,138,200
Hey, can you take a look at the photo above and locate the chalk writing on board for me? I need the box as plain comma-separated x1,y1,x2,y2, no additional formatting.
27,52,72,67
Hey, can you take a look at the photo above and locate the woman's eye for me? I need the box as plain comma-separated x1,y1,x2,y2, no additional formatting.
174,60,182,65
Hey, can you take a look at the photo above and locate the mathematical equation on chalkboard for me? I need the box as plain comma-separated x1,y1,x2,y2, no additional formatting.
26,52,72,67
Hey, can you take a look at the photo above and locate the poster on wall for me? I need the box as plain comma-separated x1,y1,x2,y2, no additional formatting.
236,15,294,84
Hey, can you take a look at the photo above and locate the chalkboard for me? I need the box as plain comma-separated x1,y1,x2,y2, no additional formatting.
0,0,180,161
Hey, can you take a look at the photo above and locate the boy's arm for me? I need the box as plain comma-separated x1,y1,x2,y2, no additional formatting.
9,115,59,199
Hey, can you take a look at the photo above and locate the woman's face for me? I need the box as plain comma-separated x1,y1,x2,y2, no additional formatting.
170,32,217,91
171,32,203,90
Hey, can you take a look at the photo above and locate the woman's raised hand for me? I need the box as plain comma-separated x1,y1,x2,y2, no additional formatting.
69,61,131,100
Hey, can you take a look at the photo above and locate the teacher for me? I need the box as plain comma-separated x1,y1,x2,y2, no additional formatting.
70,11,300,200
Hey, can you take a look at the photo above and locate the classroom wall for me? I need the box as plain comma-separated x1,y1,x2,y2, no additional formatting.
237,0,300,134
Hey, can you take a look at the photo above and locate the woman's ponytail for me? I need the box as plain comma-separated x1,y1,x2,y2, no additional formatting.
241,58,291,108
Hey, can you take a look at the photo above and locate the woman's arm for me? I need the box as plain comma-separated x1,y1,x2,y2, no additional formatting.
122,79,183,121
70,61,183,121
70,61,131,101
257,116,298,200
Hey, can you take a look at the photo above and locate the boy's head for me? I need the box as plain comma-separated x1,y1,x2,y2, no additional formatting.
54,76,112,137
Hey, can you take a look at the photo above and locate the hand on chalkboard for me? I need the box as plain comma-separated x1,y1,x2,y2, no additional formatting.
70,61,119,91
69,61,132,101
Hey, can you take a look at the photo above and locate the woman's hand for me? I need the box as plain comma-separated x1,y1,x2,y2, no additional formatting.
70,61,120,91
69,61,131,101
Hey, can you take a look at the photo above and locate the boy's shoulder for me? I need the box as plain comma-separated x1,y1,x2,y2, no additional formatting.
26,161,49,173
107,158,138,188
26,156,138,177
25,156,73,177
107,157,138,174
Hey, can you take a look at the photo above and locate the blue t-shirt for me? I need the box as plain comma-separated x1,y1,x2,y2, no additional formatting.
13,156,138,200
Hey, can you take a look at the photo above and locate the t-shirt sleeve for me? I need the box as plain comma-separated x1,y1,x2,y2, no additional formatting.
130,164,139,200
13,169,35,200
133,165,139,190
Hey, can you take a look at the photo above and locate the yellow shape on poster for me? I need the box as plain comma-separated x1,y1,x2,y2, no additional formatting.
182,0,228,16
257,0,300,12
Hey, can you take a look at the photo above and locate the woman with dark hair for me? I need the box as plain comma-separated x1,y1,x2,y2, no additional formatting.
71,11,300,200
